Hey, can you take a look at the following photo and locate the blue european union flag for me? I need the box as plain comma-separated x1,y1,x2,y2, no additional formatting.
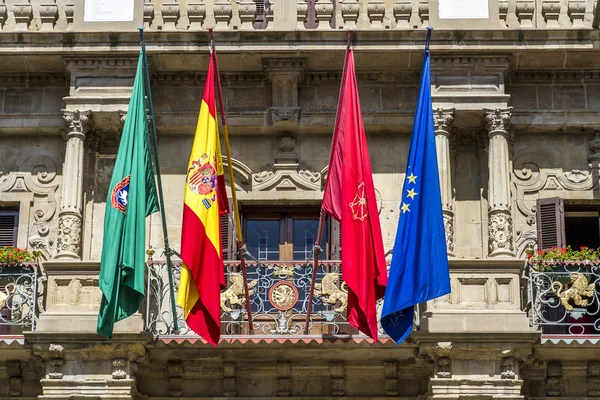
381,47,451,344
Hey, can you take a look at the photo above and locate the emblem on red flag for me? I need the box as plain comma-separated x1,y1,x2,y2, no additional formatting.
349,181,368,221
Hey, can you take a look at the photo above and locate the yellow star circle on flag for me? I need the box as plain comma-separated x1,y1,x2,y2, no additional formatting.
407,173,417,184
401,202,410,213
407,189,418,199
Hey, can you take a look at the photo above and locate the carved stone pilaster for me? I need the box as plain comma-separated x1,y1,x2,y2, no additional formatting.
13,3,32,31
434,108,455,256
383,360,399,396
516,0,534,27
588,361,600,397
47,344,65,380
546,361,563,397
329,361,345,396
0,1,7,30
501,357,516,379
65,3,74,30
56,110,91,260
542,0,561,27
222,361,236,397
485,108,514,257
393,0,411,28
498,0,508,27
276,360,292,396
167,361,183,396
187,2,205,29
6,360,23,397
161,2,180,30
39,2,58,31
436,357,452,378
238,0,257,29
214,0,233,29
418,0,428,28
297,0,308,29
367,0,385,29
315,0,334,30
341,0,359,29
144,1,155,28
568,0,586,27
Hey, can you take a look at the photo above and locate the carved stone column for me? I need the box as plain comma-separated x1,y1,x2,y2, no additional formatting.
485,108,514,257
56,110,91,260
434,108,455,256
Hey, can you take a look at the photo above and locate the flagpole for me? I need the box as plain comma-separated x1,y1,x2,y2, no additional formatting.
303,31,354,335
209,29,254,334
138,27,179,334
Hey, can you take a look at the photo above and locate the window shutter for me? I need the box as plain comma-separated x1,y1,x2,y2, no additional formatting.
330,217,342,260
0,211,18,247
253,0,268,29
536,197,566,251
221,199,237,261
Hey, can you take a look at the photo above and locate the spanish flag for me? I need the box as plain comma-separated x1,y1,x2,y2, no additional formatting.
177,52,229,346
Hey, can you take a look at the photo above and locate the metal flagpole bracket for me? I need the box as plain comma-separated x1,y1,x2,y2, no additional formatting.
424,26,433,52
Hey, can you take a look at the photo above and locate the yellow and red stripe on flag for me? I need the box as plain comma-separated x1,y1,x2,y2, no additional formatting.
177,52,229,346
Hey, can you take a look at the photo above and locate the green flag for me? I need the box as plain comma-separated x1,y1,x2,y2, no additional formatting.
97,51,159,338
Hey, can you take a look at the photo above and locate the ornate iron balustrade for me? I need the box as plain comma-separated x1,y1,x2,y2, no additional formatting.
527,261,600,335
0,263,39,334
146,260,414,338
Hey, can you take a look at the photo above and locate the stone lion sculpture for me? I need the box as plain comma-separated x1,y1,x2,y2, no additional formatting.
551,272,595,311
314,273,348,313
220,273,257,312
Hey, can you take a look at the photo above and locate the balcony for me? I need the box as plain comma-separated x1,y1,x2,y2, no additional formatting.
0,0,594,34
528,259,600,338
0,262,40,335
146,260,417,339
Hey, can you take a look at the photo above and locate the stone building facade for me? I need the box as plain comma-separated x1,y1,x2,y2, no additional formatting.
1,0,600,399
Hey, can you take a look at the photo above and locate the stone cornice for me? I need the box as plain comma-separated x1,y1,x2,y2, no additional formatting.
64,57,139,72
431,55,511,71
509,69,600,84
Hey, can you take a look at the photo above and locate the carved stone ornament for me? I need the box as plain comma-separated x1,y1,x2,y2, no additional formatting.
112,359,127,380
56,213,82,257
501,357,516,379
6,360,22,397
187,2,205,29
253,162,321,192
498,0,508,26
167,361,184,396
516,0,535,27
144,1,155,28
48,344,65,380
488,211,514,255
542,0,561,27
436,357,452,378
443,212,455,255
277,361,292,396
65,4,74,30
161,2,180,30
434,108,454,135
39,3,58,31
222,361,237,397
568,0,586,27
329,361,345,396
341,0,360,29
485,108,512,136
418,0,428,27
13,3,32,31
315,0,334,30
63,110,92,138
367,0,385,29
383,360,399,396
393,0,412,28
214,0,233,28
546,361,563,397
0,2,7,30
238,0,257,29
297,0,309,29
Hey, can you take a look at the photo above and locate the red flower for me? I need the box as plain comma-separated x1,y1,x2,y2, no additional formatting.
552,246,558,250
561,248,567,253
538,250,543,256
527,254,533,259
581,246,588,250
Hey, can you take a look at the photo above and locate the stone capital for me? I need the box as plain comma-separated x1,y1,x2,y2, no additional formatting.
434,108,454,136
62,110,92,139
484,107,512,135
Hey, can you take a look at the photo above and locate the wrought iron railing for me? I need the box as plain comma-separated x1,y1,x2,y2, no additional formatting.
0,263,39,334
527,261,600,335
146,260,408,338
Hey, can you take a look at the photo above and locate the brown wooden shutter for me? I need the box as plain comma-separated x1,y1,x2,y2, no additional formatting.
221,199,237,261
536,197,566,251
0,211,18,247
253,0,268,29
330,217,341,260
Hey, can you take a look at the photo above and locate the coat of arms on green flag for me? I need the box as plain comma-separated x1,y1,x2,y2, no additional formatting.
97,50,159,338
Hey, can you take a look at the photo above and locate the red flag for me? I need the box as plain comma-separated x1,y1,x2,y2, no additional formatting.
322,48,388,341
